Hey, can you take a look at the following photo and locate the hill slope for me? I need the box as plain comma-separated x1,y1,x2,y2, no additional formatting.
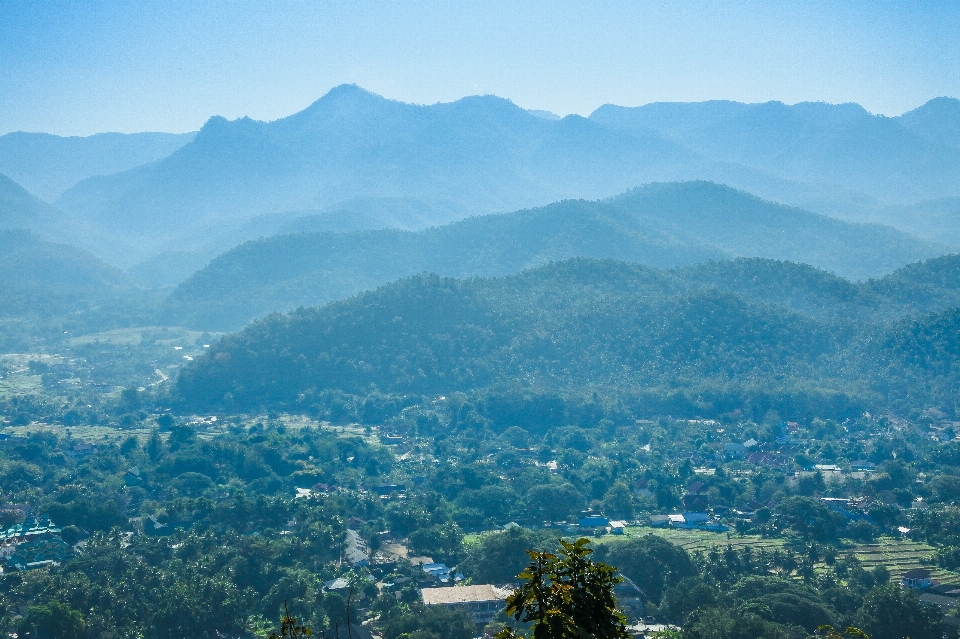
0,131,195,201
0,230,132,317
173,255,960,415
174,259,837,409
160,182,946,331
0,173,58,230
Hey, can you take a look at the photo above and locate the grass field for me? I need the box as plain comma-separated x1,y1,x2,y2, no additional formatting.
67,326,213,348
853,538,958,582
623,526,787,555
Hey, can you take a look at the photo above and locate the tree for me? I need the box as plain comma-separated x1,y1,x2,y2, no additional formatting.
408,522,464,563
459,526,553,584
17,602,86,639
497,538,630,639
602,482,635,519
854,584,941,639
605,534,697,603
270,601,312,639
385,604,475,639
775,496,845,542
525,484,585,522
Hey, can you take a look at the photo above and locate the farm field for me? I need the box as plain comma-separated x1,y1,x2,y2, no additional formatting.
853,538,959,583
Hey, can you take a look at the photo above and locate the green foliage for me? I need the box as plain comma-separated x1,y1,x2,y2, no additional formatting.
17,601,86,639
385,604,476,639
605,534,697,603
775,496,847,542
269,602,313,639
853,585,942,639
497,538,630,639
460,527,557,585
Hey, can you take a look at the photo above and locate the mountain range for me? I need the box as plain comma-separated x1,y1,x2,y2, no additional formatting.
0,131,195,202
22,85,957,268
159,182,948,331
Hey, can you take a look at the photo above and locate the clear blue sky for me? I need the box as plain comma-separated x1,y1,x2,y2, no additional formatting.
1,0,958,136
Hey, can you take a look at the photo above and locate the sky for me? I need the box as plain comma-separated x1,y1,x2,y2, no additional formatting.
1,0,959,136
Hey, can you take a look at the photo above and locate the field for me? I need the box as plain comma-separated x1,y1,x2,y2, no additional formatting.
853,538,958,582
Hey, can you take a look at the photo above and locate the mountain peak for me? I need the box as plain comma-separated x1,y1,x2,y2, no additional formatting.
301,84,392,113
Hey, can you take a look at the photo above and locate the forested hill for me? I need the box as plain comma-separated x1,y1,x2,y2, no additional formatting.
161,182,944,331
173,258,840,411
171,253,960,420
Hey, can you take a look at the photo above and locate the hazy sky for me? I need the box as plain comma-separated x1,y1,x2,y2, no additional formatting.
2,0,959,136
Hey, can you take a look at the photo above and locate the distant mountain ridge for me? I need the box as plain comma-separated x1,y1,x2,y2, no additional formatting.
159,182,947,331
46,86,960,268
0,131,195,201
0,173,57,230
57,85,709,265
589,97,960,205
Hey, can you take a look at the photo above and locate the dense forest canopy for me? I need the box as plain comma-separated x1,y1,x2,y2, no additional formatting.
174,255,960,420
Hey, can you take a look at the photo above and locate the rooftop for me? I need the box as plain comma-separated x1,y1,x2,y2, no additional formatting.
421,584,508,605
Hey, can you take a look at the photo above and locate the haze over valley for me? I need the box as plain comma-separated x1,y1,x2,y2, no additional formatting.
4,3,960,638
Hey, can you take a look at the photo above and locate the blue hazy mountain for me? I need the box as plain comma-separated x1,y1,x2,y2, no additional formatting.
0,131,195,202
51,86,960,268
55,85,710,265
0,173,57,230
590,98,960,205
898,97,960,150
159,182,945,331
122,195,474,287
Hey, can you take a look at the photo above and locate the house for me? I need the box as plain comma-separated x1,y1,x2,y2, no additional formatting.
612,574,645,622
6,537,73,570
344,529,369,567
421,562,462,584
681,512,709,524
682,482,709,511
901,568,933,590
724,443,746,459
609,521,627,535
919,583,960,614
421,584,509,627
124,467,143,486
324,577,351,592
578,510,610,529
648,515,670,527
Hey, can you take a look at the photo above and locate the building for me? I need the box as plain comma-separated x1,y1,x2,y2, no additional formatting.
613,575,645,622
344,529,369,567
901,568,933,590
421,584,509,626
421,562,463,584
724,443,746,459
578,510,610,529
6,537,73,570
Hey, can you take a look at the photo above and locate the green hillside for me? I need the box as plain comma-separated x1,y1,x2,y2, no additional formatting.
0,230,150,348
161,182,944,331
173,258,848,411
174,251,960,416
